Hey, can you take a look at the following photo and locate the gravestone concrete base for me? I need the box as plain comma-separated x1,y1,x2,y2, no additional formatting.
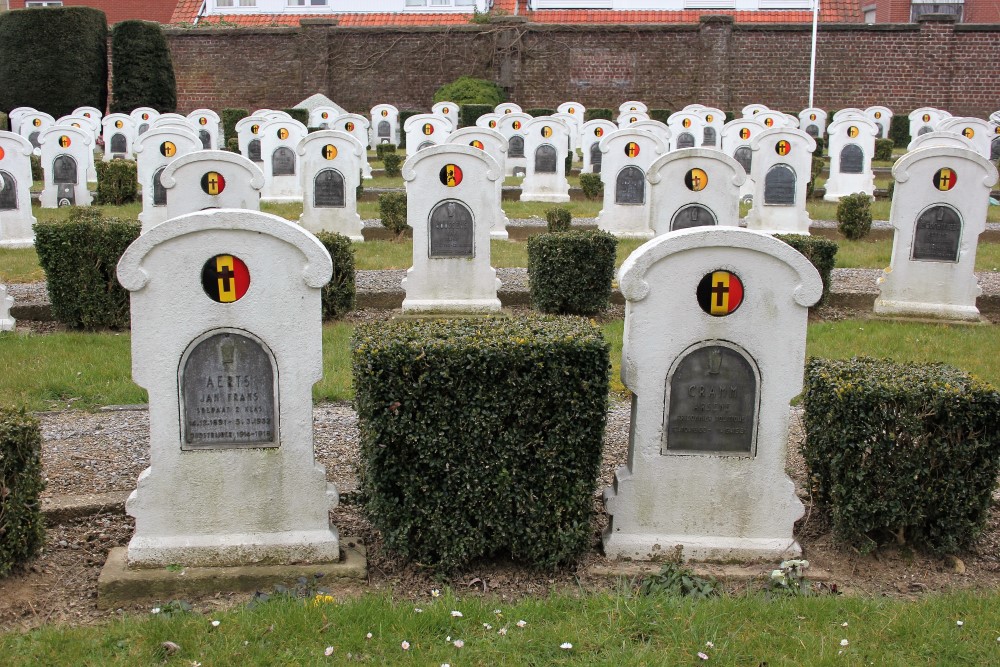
601,531,801,563
97,542,367,609
873,298,982,323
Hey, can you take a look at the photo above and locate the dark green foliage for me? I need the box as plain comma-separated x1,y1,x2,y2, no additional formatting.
802,358,1000,554
836,193,873,240
527,230,618,315
806,154,824,199
773,234,838,305
875,139,894,162
889,114,910,148
649,109,672,125
397,111,421,148
886,180,895,200
525,108,556,118
0,408,45,578
459,104,493,128
110,20,176,114
0,112,7,132
94,160,139,206
0,7,109,118
314,231,356,320
382,153,402,178
564,151,573,175
375,143,397,162
30,154,42,182
353,316,609,571
34,208,140,330
545,207,572,233
225,137,240,153
579,172,603,200
639,562,718,599
813,136,825,157
221,108,249,142
377,192,407,236
282,108,309,127
584,108,613,122
724,111,736,124
433,76,505,106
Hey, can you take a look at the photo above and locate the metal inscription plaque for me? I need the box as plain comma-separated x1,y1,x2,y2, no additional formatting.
615,166,645,205
53,155,77,184
138,123,149,136
248,139,262,162
28,132,41,149
181,331,277,449
764,165,795,205
590,143,602,173
378,120,390,138
733,146,752,175
152,167,167,207
110,133,127,155
670,204,717,231
918,126,932,136
0,171,17,210
912,205,961,262
665,344,757,455
991,137,1000,162
805,124,819,137
272,147,295,176
676,132,695,149
839,144,863,174
314,168,345,208
535,144,557,174
508,135,525,158
702,127,717,146
417,141,435,151
199,130,211,150
429,200,474,258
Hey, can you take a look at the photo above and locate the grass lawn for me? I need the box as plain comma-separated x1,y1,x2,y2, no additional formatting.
1,589,998,665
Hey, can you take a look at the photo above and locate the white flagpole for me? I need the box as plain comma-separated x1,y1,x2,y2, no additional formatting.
809,0,819,108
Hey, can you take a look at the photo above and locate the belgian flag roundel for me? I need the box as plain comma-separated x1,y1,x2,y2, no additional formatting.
202,255,250,304
512,121,521,131
488,120,497,128
962,127,975,139
682,118,691,128
33,118,42,127
440,163,463,187
922,114,931,122
739,127,751,140
594,127,604,138
251,124,260,135
809,113,817,121
58,135,72,148
115,120,124,129
933,167,957,191
381,109,389,117
697,270,744,317
345,121,355,132
541,126,553,138
775,140,791,156
277,127,289,140
0,147,5,161
199,117,208,126
847,126,859,138
624,142,640,158
706,114,714,123
422,123,434,136
322,144,338,160
160,141,177,157
470,140,485,150
764,118,774,127
201,171,226,196
684,168,708,192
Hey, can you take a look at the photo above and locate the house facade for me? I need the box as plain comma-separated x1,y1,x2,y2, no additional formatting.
6,1,178,23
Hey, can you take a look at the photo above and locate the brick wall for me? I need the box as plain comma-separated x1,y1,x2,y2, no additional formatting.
161,15,1000,119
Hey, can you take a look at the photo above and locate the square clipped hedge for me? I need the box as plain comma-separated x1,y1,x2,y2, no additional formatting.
0,408,45,578
353,316,610,571
527,230,618,316
773,234,837,305
94,160,139,206
314,231,356,320
802,357,1000,555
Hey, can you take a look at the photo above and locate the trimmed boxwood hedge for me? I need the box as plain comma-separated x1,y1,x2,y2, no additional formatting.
525,108,555,118
283,108,310,127
94,160,139,205
353,316,610,571
773,234,837,305
222,108,249,142
377,192,407,236
459,104,492,128
0,7,109,119
889,114,909,148
34,208,139,330
397,110,421,148
0,408,45,579
314,231,356,320
584,108,613,122
649,109,672,124
110,20,176,114
803,358,1000,555
527,230,617,316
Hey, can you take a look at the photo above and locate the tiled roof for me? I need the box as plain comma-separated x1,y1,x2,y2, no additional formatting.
9,0,178,24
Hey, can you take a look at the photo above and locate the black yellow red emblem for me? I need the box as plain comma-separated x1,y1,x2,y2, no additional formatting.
115,120,124,129
504,109,512,114
0,147,5,161
442,107,450,114
933,167,957,191
775,140,791,156
440,164,463,187
962,127,975,139
764,118,774,127
739,128,751,140
322,144,338,160
874,112,882,119
847,126,859,138
381,110,388,117
160,141,177,157
251,124,260,134
470,140,485,150
33,118,42,127
541,126,553,138
684,168,708,192
83,113,91,118
321,112,329,120
568,107,575,114
512,121,521,130
624,142,640,158
697,270,744,317
199,117,208,126
489,120,497,128
630,117,637,123
345,122,355,132
422,123,434,136
809,114,817,121
922,114,931,122
142,113,150,120
58,135,71,148
201,171,226,196
71,123,80,128
201,255,250,304
706,114,714,123
682,118,691,128
595,127,604,138
277,128,289,140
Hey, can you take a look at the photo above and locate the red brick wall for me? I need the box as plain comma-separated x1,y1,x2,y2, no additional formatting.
10,1,177,24
160,16,1000,119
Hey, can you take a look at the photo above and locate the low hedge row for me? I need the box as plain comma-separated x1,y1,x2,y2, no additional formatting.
803,358,1000,555
221,108,248,142
397,111,421,148
353,316,610,570
94,160,139,206
314,231,356,320
377,192,407,236
773,234,838,305
527,230,617,316
0,408,45,579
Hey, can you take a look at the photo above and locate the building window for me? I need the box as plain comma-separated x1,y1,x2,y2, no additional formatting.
216,0,257,8
406,1,478,7
911,1,963,22
25,1,65,6
288,0,328,5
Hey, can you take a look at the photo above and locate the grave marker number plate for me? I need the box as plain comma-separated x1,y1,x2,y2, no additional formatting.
429,200,474,258
764,165,795,205
508,135,525,158
840,144,864,174
535,145,557,174
670,204,716,231
912,205,961,262
314,169,345,208
615,166,645,205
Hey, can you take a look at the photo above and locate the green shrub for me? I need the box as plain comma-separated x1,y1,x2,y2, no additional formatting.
353,315,609,571
802,358,1000,555
397,111,421,148
222,108,249,142
527,230,618,315
889,114,909,148
459,104,493,128
724,111,736,124
773,234,838,305
375,143,397,162
110,20,176,114
579,172,603,200
584,108,613,122
30,154,42,182
0,7,109,119
382,152,402,178
433,76,505,106
806,154,824,199
649,109,672,125
94,160,139,205
377,192,407,237
314,231,356,320
282,108,309,127
813,136,825,157
0,408,45,579
836,192,873,240
34,208,139,330
225,137,240,153
545,207,572,233
874,139,894,162
525,108,555,118
0,111,7,132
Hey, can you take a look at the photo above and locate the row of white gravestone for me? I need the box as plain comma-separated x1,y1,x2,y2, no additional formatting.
908,107,1000,162
0,131,38,247
99,109,222,161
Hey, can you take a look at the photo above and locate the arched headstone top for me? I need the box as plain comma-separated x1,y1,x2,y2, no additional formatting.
599,127,668,158
236,115,271,134
38,124,94,149
258,117,308,142
891,145,998,189
748,127,816,154
0,131,35,158
494,102,523,115
907,131,976,153
403,113,450,134
647,148,746,189
331,112,371,132
826,116,880,138
619,101,648,115
557,101,586,118
187,108,220,124
370,103,398,116
134,125,201,155
446,127,509,156
401,144,502,184
742,103,770,117
296,129,365,159
159,150,265,191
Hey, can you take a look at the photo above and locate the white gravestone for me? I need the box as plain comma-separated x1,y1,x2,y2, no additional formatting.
431,101,459,131
0,131,38,247
629,120,672,153
56,115,98,182
824,116,879,201
595,128,667,239
0,283,14,332
475,113,501,132
798,108,827,139
9,107,37,135
260,110,293,122
496,112,533,177
160,151,264,221
581,119,618,175
403,114,451,157
937,117,994,160
259,118,308,203
116,209,341,567
647,148,745,237
557,101,586,161
135,125,202,233
39,125,93,208
721,118,766,202
619,101,648,115
755,111,792,131
101,114,137,161
446,126,510,240
236,115,268,164
188,109,221,151
401,144,502,314
603,227,822,562
519,117,571,203
295,94,346,119
310,106,341,130
19,111,54,150
990,123,1000,162
370,104,400,146
693,107,725,148
494,102,523,116
908,131,976,152
297,130,365,241
330,114,372,178
865,106,893,139
668,112,704,151
73,106,103,140
742,104,770,118
59,113,101,143
745,128,817,235
617,111,650,128
908,107,951,140
131,108,161,137
553,112,581,160
874,146,998,322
